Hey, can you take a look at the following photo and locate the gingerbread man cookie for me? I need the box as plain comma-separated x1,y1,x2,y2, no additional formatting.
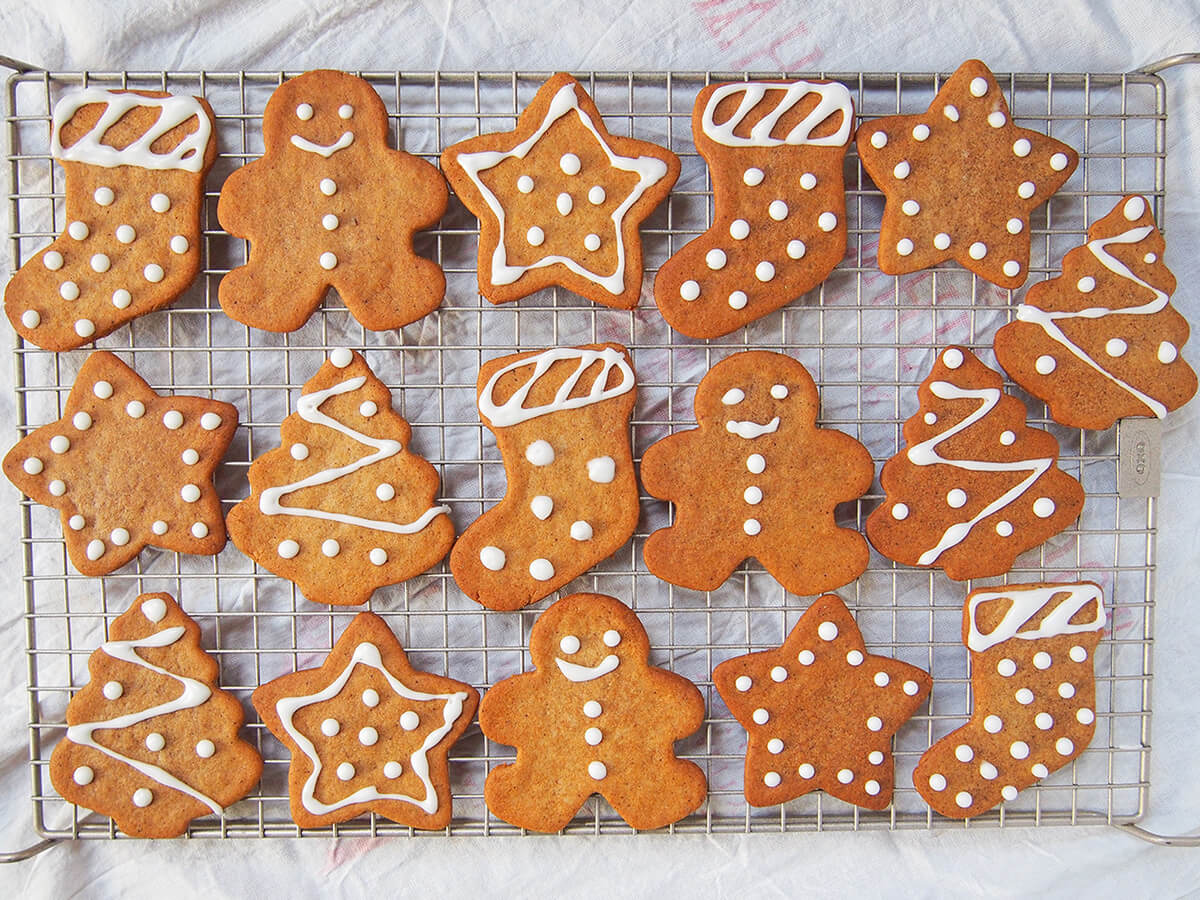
714,594,931,809
479,593,707,832
2,351,237,576
856,59,1078,288
994,195,1196,429
226,349,454,606
49,593,262,838
655,80,854,338
865,347,1085,580
641,351,873,595
450,344,640,611
218,70,448,332
441,73,680,309
253,612,479,830
5,89,216,350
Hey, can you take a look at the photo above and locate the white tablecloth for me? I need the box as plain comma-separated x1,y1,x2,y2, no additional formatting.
2,1,1199,894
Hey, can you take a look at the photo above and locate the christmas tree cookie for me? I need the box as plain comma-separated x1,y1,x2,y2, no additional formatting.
49,593,262,838
866,347,1084,581
995,195,1196,428
226,349,454,606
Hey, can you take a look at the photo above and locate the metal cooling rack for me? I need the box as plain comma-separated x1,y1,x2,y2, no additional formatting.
3,57,1196,850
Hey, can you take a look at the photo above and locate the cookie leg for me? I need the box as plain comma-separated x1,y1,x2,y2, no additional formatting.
643,523,740,592
219,255,326,333
483,762,587,833
602,759,707,831
757,527,869,596
336,253,446,331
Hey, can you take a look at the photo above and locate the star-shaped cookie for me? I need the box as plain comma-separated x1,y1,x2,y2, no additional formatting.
2,350,237,575
713,594,932,810
441,72,680,309
856,59,1078,289
252,612,479,830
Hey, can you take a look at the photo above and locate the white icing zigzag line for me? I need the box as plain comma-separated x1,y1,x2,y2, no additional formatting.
478,347,635,428
259,376,450,533
907,383,1051,565
51,88,211,173
700,81,853,148
1015,222,1169,418
66,625,223,814
290,132,355,157
275,641,469,815
966,583,1105,652
456,81,669,294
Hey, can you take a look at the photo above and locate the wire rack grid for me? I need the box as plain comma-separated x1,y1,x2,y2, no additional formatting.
3,66,1170,840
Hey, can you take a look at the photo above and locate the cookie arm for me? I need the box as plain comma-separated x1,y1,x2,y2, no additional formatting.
477,671,536,748
215,160,259,238
638,429,702,499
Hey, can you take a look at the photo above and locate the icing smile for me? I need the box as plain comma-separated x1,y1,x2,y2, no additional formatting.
290,132,355,158
554,654,619,682
725,416,781,439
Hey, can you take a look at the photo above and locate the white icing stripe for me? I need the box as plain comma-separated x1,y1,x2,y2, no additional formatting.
554,654,619,682
259,376,450,533
908,382,1051,565
65,625,222,814
725,417,781,439
478,346,635,427
51,89,211,172
456,82,668,294
275,641,468,815
290,132,355,158
700,81,853,148
966,583,1105,652
1015,220,1169,418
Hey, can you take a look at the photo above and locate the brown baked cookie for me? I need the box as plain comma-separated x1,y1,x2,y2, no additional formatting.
218,69,448,332
441,73,679,309
865,346,1084,581
226,348,454,606
252,611,478,830
641,350,873,595
479,593,706,832
49,593,262,838
714,593,931,810
915,582,1105,818
5,88,216,350
856,59,1078,288
449,344,639,611
1,350,237,576
655,80,854,338
994,195,1196,429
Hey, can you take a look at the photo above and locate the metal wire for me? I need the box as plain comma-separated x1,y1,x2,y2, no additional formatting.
5,68,1165,839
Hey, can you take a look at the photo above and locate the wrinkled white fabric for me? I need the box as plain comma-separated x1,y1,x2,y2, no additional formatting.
1,0,1199,894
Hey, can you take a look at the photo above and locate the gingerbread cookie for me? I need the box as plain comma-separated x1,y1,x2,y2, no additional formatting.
479,593,706,832
915,582,1105,818
441,73,679,309
641,351,873,595
49,593,262,838
253,612,478,830
714,594,931,809
2,351,237,576
856,59,1078,288
995,195,1196,429
218,70,448,332
865,346,1084,581
226,349,454,607
450,344,639,611
5,89,216,350
655,80,854,338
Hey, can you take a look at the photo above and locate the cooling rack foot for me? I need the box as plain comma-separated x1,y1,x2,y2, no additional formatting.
1116,823,1200,847
0,837,61,863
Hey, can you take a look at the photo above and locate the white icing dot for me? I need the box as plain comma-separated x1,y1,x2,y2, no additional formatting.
902,200,920,216
362,689,380,707
191,522,209,539
928,773,947,791
329,348,353,369
559,634,580,655
110,527,130,546
525,226,545,247
68,220,89,240
337,762,355,781
111,288,131,309
730,219,750,240
584,233,601,252
319,251,338,270
400,710,420,731
515,175,534,194
943,104,960,122
1033,497,1056,518
955,791,974,809
799,763,815,779
169,235,189,254
1158,341,1179,364
1050,152,1069,171
295,103,313,120
1010,741,1030,759
70,515,86,531
1013,138,1032,157
946,488,967,508
903,680,920,696
912,123,930,141
770,666,787,683
321,539,340,558
359,400,378,418
1003,260,1021,277
102,681,123,700
151,520,168,535
706,248,727,270
525,440,554,466
339,104,353,119
1017,181,1036,200
584,699,603,719
817,621,838,641
277,539,300,559
1007,218,1024,235
752,708,769,725
955,744,974,763
797,650,815,666
197,413,221,432
1002,785,1019,801
744,486,763,504
969,77,988,97
817,211,837,232
603,630,621,647
873,672,890,688
49,479,67,497
371,482,395,502
770,383,788,399
559,153,581,175
588,185,605,204
1077,708,1095,725
865,780,882,796
143,263,164,283
20,309,40,328
1035,355,1057,375
588,760,607,780
22,456,43,475
1032,763,1049,778
891,502,909,520
942,347,964,369
743,518,761,536
1105,338,1128,358
893,161,911,179
369,548,388,566
799,172,817,190
1015,688,1034,705
896,238,914,257
728,291,748,310
587,456,615,483
194,739,215,759
59,281,80,301
1144,252,1157,264
679,280,700,301
1077,276,1096,293
320,178,337,196
1124,196,1146,220
933,232,951,250
997,658,1017,677
767,738,784,754
480,546,506,571
529,558,554,581
984,715,1003,733
987,111,1006,128
94,186,115,206
570,520,593,541
1035,712,1054,730
150,193,170,213
1058,682,1076,698
50,434,71,454
1056,737,1075,756
763,771,782,788
924,412,938,425
322,214,339,231
146,732,165,751
585,727,603,746
869,751,884,765
1069,645,1088,663
1033,651,1053,670
43,250,63,270
85,538,104,558
90,253,111,273
162,410,184,430
180,484,201,503
735,675,752,692
74,765,94,785
868,716,883,732
358,726,379,747
837,769,854,784
74,319,95,338
743,167,764,186
93,380,114,399
755,261,775,282
133,788,153,808
870,131,887,148
116,224,136,244
746,454,766,474
384,761,402,779
556,192,573,216
968,241,987,260
846,650,864,666
768,200,788,221
786,240,806,259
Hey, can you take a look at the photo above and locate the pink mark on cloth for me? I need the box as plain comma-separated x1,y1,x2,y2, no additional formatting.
695,0,824,71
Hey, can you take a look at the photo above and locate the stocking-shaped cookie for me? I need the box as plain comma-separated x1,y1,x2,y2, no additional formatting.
5,89,216,350
655,80,854,338
49,593,262,838
995,195,1196,429
866,347,1084,580
641,351,873,595
449,344,639,611
226,349,454,606
479,593,707,832
218,69,448,332
915,582,1105,818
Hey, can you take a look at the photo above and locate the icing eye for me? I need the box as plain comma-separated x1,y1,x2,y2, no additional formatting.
338,104,354,119
721,388,745,405
296,103,314,121
559,635,580,654
770,384,789,399
603,630,621,647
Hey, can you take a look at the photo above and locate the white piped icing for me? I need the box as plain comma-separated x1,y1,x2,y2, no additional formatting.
965,583,1104,652
479,347,635,428
701,81,853,148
